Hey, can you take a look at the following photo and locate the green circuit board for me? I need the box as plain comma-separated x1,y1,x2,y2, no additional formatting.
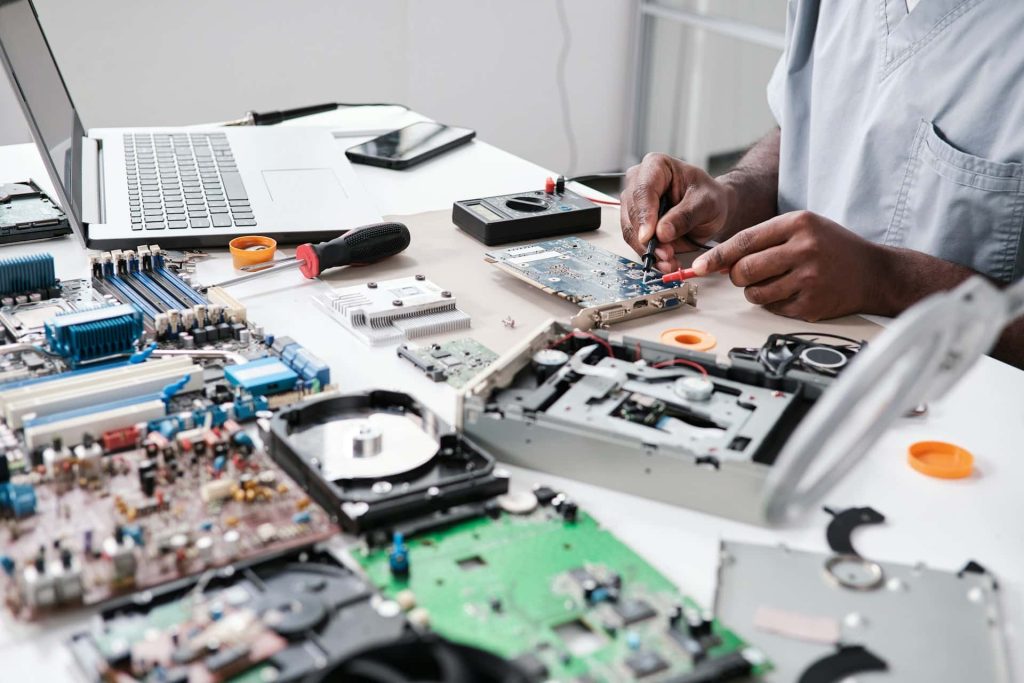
357,501,769,682
397,337,498,388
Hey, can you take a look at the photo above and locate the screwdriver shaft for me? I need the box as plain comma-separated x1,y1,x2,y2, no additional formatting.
201,258,304,291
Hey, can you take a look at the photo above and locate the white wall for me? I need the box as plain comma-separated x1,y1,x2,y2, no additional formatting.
0,0,633,174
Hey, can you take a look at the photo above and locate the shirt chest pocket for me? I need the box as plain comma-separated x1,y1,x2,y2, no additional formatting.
885,120,1024,283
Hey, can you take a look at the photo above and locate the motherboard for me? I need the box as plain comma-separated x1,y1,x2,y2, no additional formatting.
357,489,769,682
485,238,698,329
0,245,336,620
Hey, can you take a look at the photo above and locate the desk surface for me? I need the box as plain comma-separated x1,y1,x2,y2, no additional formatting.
0,112,1021,681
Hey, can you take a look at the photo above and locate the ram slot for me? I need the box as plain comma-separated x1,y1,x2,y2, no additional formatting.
152,267,208,306
126,271,186,310
93,276,161,320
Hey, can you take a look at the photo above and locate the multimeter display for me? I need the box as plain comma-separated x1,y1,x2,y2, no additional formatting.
453,187,602,246
468,202,504,222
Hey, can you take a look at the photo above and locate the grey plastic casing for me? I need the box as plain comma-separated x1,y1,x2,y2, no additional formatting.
459,320,829,526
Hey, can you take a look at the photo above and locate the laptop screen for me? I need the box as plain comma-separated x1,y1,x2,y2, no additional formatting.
0,0,84,228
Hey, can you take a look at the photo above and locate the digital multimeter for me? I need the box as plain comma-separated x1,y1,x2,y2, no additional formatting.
452,177,601,245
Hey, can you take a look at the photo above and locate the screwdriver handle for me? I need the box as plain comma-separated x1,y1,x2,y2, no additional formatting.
295,221,411,278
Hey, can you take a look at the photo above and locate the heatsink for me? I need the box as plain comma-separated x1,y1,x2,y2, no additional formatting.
44,303,144,366
0,252,59,298
314,276,470,346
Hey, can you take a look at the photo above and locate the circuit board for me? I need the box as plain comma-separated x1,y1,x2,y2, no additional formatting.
0,427,334,620
397,338,498,388
357,495,769,682
0,245,337,620
485,238,698,329
69,547,407,683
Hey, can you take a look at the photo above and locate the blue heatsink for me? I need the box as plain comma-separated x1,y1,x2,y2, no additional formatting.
45,304,144,366
0,252,57,297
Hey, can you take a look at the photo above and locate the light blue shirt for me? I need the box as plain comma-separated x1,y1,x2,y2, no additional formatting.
768,0,1024,283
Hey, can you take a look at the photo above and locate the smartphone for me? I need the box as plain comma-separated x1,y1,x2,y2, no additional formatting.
345,121,476,170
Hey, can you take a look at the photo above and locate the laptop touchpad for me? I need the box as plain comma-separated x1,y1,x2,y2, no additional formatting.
262,168,346,203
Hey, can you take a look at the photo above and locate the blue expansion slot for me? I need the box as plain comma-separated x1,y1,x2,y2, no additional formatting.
45,304,144,366
0,360,129,391
154,267,208,306
105,276,161,319
23,392,165,429
0,253,57,296
129,271,187,310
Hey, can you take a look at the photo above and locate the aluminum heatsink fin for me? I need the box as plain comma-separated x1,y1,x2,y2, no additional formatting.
315,276,470,346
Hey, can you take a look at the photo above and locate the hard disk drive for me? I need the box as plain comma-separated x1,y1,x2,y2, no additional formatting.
265,391,509,533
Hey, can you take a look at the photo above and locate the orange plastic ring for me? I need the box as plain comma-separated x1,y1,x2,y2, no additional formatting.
659,327,717,352
229,235,277,269
907,441,974,479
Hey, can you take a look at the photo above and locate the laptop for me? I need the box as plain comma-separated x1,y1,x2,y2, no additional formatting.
0,0,382,249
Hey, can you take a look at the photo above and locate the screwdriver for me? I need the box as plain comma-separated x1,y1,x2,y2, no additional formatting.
202,221,411,291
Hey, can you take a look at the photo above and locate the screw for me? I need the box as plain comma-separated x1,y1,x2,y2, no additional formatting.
367,282,377,289
392,299,403,307
415,274,426,281
441,291,451,298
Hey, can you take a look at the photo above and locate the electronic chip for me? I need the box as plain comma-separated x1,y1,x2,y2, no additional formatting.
614,598,657,625
512,652,549,680
625,650,669,678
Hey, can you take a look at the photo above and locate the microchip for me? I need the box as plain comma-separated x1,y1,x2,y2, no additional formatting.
20,352,45,369
512,651,549,681
614,598,657,625
569,567,595,586
624,650,669,678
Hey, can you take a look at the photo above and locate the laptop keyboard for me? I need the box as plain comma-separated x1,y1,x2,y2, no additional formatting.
123,132,257,231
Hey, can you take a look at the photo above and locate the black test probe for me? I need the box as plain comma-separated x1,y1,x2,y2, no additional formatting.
642,195,672,282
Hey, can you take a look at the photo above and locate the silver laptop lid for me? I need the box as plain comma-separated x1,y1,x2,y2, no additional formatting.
0,0,86,243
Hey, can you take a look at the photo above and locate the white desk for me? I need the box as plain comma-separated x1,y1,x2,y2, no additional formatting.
0,114,1021,681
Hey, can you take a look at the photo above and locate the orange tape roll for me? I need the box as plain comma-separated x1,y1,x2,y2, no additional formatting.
659,327,717,352
907,441,974,479
229,235,277,269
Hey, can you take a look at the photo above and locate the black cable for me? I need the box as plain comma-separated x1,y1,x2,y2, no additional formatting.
243,101,410,126
567,172,626,183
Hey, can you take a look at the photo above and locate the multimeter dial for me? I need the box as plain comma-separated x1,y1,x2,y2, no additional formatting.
453,182,602,245
505,196,548,212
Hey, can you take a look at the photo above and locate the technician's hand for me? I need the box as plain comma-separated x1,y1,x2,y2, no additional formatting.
691,210,885,321
620,153,733,273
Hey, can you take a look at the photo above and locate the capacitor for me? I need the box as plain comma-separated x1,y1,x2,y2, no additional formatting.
389,532,410,578
140,469,157,498
180,333,195,350
557,498,579,523
195,536,214,563
83,530,94,557
531,348,570,382
222,530,241,558
238,329,251,345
